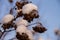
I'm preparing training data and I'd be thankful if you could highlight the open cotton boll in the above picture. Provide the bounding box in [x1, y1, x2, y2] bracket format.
[2, 14, 14, 24]
[15, 18, 29, 26]
[26, 30, 34, 40]
[22, 3, 38, 14]
[16, 25, 27, 34]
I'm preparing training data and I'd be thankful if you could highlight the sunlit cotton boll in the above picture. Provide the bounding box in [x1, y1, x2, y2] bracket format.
[22, 3, 38, 14]
[26, 30, 34, 40]
[16, 25, 27, 34]
[15, 18, 29, 26]
[2, 14, 14, 24]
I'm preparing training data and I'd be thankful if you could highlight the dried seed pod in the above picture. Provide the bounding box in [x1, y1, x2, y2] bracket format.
[2, 20, 13, 30]
[16, 32, 30, 40]
[33, 26, 47, 33]
[2, 14, 15, 30]
[23, 14, 33, 22]
[23, 10, 39, 22]
[16, 2, 22, 9]
[29, 10, 39, 18]
[2, 18, 17, 30]
[16, 1, 28, 9]
[32, 23, 47, 33]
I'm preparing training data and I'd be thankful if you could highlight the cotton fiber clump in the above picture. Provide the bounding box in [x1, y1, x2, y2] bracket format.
[16, 26, 34, 40]
[26, 30, 34, 40]
[15, 18, 29, 26]
[16, 25, 27, 34]
[2, 14, 14, 24]
[22, 3, 38, 14]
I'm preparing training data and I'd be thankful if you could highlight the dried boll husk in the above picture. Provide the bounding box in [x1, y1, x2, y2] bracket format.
[31, 10, 39, 18]
[32, 23, 47, 33]
[22, 3, 38, 14]
[2, 14, 15, 30]
[16, 29, 33, 40]
[30, 10, 39, 18]
[16, 2, 22, 9]
[2, 18, 17, 30]
[16, 1, 29, 9]
[23, 10, 39, 22]
[23, 14, 33, 22]
[2, 20, 13, 30]
[16, 32, 30, 40]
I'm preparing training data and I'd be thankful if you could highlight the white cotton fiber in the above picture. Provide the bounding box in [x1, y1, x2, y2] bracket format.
[22, 3, 38, 14]
[2, 14, 14, 24]
[26, 30, 34, 40]
[16, 25, 27, 34]
[15, 18, 29, 26]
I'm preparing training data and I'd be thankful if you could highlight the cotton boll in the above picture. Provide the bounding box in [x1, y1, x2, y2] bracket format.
[16, 25, 27, 34]
[15, 18, 29, 26]
[22, 3, 38, 14]
[2, 14, 14, 24]
[26, 30, 34, 40]
[16, 32, 30, 40]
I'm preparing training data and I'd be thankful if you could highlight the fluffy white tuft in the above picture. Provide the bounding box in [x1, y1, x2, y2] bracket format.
[16, 25, 27, 34]
[15, 18, 29, 26]
[26, 30, 34, 40]
[2, 14, 14, 23]
[22, 3, 38, 14]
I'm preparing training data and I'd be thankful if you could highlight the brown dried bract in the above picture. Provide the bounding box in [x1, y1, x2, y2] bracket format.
[23, 10, 39, 22]
[16, 1, 29, 9]
[16, 32, 30, 40]
[23, 14, 33, 22]
[2, 20, 16, 30]
[32, 23, 47, 33]
[30, 10, 39, 18]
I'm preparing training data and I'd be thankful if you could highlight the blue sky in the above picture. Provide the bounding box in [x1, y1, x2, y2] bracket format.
[0, 0, 60, 40]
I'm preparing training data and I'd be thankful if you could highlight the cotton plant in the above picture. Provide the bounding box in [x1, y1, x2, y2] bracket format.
[0, 0, 47, 40]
